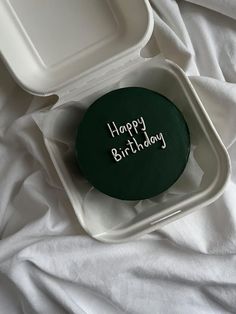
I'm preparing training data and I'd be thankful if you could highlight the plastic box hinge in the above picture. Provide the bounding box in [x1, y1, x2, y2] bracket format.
[55, 53, 146, 106]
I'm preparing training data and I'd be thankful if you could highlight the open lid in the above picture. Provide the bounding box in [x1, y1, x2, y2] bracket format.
[0, 0, 154, 96]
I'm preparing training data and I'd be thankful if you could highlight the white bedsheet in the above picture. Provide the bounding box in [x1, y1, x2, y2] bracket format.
[0, 1, 236, 313]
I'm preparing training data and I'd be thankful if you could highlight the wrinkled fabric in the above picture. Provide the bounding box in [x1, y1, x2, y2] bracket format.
[1, 1, 236, 313]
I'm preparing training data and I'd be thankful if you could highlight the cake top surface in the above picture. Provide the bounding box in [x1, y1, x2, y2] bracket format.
[75, 87, 190, 200]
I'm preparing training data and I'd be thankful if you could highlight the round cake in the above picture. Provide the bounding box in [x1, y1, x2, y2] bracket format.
[75, 87, 190, 200]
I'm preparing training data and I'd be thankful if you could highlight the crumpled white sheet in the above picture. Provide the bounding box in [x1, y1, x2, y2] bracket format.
[0, 0, 236, 313]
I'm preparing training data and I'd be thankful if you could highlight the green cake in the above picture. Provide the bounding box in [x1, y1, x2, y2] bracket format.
[75, 87, 190, 200]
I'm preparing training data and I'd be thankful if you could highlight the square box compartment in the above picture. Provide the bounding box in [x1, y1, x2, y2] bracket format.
[41, 57, 230, 242]
[0, 0, 230, 242]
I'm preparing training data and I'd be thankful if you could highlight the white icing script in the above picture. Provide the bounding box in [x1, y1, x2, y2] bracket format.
[107, 117, 167, 162]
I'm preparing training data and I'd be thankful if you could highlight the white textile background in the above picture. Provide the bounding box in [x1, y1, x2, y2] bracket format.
[0, 0, 236, 313]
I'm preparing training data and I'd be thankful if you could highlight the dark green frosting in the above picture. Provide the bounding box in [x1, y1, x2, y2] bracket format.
[75, 87, 190, 200]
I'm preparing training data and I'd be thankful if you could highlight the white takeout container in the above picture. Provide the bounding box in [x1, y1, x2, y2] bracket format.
[0, 0, 231, 242]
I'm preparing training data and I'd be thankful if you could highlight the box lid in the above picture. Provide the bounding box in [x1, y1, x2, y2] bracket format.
[0, 0, 154, 96]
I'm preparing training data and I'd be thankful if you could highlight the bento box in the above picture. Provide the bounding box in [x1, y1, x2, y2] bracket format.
[0, 0, 230, 242]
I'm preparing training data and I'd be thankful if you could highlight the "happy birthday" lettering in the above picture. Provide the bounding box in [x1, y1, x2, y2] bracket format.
[107, 117, 166, 162]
